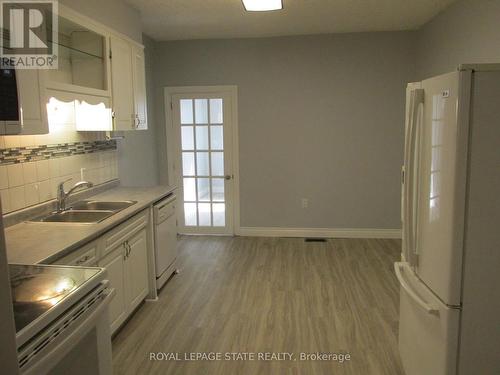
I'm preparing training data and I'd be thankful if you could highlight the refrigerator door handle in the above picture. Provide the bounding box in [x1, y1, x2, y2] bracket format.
[394, 262, 438, 314]
[404, 89, 424, 266]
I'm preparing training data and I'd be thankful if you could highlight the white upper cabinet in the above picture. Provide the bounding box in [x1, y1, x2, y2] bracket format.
[1, 69, 49, 135]
[42, 6, 148, 132]
[132, 45, 148, 130]
[16, 70, 49, 135]
[42, 6, 115, 131]
[110, 36, 135, 131]
[45, 10, 111, 98]
[110, 37, 148, 131]
[2, 5, 148, 133]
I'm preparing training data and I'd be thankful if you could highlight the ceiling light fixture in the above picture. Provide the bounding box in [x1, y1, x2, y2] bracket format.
[242, 0, 283, 12]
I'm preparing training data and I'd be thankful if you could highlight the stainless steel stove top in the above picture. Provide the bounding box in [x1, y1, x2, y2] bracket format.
[9, 264, 106, 347]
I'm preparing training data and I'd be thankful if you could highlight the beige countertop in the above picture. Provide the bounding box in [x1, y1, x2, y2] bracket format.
[5, 185, 176, 265]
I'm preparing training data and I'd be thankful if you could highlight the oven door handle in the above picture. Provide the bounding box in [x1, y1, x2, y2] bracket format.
[22, 288, 115, 375]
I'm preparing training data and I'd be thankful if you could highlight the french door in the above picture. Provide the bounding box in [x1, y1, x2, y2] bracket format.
[171, 90, 236, 235]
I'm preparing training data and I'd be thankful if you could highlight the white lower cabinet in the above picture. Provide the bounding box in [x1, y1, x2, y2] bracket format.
[125, 228, 149, 310]
[98, 210, 150, 334]
[52, 209, 151, 334]
[99, 244, 127, 333]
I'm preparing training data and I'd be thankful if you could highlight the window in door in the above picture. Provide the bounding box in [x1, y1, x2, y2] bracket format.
[175, 95, 233, 234]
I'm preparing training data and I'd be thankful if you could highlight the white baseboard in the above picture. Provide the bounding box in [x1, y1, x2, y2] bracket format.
[237, 227, 402, 239]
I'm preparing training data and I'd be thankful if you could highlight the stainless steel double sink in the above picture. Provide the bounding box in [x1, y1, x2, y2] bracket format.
[30, 200, 137, 224]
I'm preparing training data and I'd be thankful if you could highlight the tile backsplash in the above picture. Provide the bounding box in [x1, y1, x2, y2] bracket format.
[0, 140, 116, 165]
[0, 98, 119, 214]
[0, 148, 118, 214]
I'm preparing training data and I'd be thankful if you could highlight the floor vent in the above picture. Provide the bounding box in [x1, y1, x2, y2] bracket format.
[305, 238, 327, 242]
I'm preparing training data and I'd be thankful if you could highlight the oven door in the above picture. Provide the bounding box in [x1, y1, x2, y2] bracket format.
[18, 285, 115, 375]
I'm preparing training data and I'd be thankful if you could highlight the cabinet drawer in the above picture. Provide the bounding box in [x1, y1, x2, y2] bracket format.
[52, 240, 98, 266]
[101, 209, 149, 258]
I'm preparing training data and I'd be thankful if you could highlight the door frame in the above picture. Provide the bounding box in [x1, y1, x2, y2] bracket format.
[164, 85, 240, 235]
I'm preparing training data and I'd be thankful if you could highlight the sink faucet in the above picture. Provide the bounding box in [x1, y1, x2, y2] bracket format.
[56, 179, 94, 212]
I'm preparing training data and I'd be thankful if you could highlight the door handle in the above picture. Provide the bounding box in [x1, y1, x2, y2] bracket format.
[404, 88, 424, 267]
[224, 174, 233, 180]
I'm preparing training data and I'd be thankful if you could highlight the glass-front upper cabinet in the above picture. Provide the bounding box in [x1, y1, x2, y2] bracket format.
[45, 10, 111, 97]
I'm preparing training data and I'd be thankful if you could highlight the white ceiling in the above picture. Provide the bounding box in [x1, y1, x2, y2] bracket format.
[125, 0, 457, 41]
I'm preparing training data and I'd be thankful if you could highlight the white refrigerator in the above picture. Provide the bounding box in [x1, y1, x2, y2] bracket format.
[396, 64, 500, 375]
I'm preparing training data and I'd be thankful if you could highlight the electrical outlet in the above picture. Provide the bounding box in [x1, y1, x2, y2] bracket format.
[301, 198, 309, 209]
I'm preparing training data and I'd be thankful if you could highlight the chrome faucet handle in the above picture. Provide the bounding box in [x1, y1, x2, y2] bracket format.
[56, 178, 73, 212]
[57, 178, 73, 197]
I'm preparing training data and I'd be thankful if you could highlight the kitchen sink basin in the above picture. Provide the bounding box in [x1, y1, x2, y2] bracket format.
[29, 200, 138, 224]
[31, 210, 115, 223]
[70, 200, 137, 212]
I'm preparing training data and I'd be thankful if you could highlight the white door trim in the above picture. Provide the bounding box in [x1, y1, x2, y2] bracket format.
[164, 86, 240, 235]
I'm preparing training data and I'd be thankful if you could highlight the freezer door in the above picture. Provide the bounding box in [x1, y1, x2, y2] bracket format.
[396, 262, 460, 375]
[415, 71, 471, 306]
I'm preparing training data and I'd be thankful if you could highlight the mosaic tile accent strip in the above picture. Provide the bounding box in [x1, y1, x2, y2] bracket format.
[0, 140, 117, 166]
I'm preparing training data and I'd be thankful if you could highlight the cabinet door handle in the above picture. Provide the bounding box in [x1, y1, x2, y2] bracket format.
[127, 241, 132, 257]
[76, 255, 90, 265]
[123, 242, 128, 260]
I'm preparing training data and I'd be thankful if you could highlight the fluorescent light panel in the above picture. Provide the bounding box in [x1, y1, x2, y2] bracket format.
[242, 0, 283, 12]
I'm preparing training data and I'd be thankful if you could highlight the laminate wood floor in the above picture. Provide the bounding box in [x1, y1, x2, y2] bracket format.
[112, 236, 405, 375]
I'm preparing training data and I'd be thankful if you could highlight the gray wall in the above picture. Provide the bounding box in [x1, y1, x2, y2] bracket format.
[416, 0, 500, 79]
[153, 32, 416, 229]
[117, 35, 160, 186]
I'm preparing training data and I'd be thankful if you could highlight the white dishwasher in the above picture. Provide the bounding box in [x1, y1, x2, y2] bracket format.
[154, 194, 178, 289]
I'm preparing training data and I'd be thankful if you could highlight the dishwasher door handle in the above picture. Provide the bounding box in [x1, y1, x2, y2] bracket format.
[155, 195, 177, 211]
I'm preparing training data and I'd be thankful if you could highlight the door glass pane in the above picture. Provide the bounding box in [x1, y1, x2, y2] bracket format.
[183, 178, 196, 201]
[196, 152, 209, 176]
[181, 126, 194, 150]
[196, 126, 209, 150]
[198, 203, 211, 226]
[197, 178, 210, 201]
[209, 99, 223, 124]
[212, 178, 225, 202]
[213, 203, 225, 226]
[195, 99, 208, 124]
[178, 96, 228, 230]
[184, 203, 197, 226]
[182, 152, 195, 176]
[210, 126, 223, 150]
[211, 152, 224, 176]
[180, 100, 193, 124]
